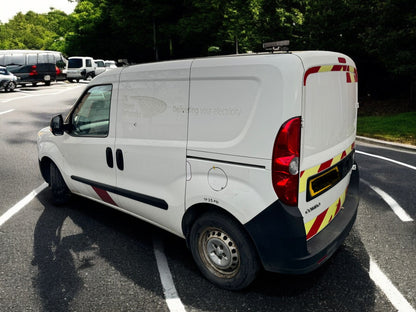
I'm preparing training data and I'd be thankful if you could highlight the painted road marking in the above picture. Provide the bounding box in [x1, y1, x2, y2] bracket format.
[0, 109, 15, 115]
[361, 179, 413, 222]
[370, 258, 415, 312]
[0, 182, 47, 227]
[0, 84, 83, 103]
[356, 150, 416, 171]
[153, 235, 186, 312]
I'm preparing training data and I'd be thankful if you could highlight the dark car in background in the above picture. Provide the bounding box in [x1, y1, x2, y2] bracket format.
[0, 50, 66, 86]
[56, 57, 67, 81]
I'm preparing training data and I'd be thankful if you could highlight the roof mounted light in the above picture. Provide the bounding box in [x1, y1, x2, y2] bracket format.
[263, 40, 290, 52]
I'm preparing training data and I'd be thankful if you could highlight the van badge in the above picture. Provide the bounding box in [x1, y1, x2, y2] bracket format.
[305, 203, 321, 214]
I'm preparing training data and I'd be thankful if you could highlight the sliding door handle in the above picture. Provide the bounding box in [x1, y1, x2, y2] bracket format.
[106, 147, 113, 168]
[116, 149, 124, 171]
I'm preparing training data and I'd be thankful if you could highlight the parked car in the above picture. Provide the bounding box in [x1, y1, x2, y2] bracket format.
[94, 59, 106, 75]
[56, 57, 67, 81]
[0, 66, 18, 92]
[66, 56, 95, 82]
[104, 60, 117, 69]
[0, 50, 64, 86]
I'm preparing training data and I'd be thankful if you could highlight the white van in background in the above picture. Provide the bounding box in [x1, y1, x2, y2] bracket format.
[104, 60, 117, 69]
[66, 56, 95, 82]
[94, 59, 106, 75]
[38, 51, 360, 290]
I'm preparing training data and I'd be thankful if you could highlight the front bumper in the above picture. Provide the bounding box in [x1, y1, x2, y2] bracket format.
[245, 163, 360, 274]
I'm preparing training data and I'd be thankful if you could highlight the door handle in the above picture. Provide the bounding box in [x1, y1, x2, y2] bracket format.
[106, 147, 113, 168]
[116, 149, 124, 171]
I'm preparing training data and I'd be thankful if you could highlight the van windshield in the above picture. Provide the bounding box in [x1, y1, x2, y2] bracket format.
[69, 59, 82, 68]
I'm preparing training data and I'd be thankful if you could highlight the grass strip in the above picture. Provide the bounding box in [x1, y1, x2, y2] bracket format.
[357, 112, 416, 145]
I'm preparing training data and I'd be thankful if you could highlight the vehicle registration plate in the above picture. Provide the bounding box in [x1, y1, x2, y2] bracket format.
[44, 75, 51, 81]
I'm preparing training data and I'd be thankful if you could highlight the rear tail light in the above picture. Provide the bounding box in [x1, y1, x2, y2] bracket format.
[56, 66, 61, 75]
[272, 117, 301, 206]
[29, 65, 38, 76]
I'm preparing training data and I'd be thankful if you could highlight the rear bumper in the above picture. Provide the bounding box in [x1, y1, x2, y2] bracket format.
[16, 74, 55, 84]
[245, 163, 359, 274]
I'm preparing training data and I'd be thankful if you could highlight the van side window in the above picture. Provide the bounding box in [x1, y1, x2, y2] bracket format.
[70, 85, 112, 137]
[86, 59, 92, 67]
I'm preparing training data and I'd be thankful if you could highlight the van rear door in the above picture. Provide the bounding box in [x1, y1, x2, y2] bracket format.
[295, 52, 358, 240]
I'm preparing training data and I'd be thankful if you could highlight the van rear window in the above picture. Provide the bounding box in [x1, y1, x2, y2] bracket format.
[69, 59, 83, 68]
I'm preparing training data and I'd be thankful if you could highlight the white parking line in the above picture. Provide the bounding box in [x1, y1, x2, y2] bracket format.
[361, 179, 413, 222]
[0, 109, 15, 116]
[0, 182, 48, 227]
[153, 235, 186, 312]
[356, 150, 416, 171]
[370, 258, 415, 312]
[1, 85, 83, 103]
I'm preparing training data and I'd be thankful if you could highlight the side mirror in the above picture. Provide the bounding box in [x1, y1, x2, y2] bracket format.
[50, 114, 64, 135]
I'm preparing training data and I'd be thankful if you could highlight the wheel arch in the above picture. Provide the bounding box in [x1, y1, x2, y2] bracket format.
[39, 156, 53, 184]
[182, 203, 260, 260]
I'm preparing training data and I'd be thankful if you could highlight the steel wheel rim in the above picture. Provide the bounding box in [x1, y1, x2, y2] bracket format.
[198, 227, 240, 278]
[7, 81, 15, 91]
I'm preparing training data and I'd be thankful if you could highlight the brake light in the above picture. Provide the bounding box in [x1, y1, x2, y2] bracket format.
[56, 66, 61, 75]
[29, 65, 38, 76]
[272, 117, 301, 206]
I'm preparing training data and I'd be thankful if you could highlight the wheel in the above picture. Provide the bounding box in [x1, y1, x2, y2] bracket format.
[49, 162, 71, 205]
[5, 81, 16, 92]
[189, 212, 260, 290]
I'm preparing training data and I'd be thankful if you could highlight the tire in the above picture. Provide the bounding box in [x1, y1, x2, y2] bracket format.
[45, 81, 51, 86]
[5, 81, 16, 92]
[189, 212, 260, 290]
[49, 162, 71, 205]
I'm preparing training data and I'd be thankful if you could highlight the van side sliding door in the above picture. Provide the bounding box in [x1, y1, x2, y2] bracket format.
[114, 61, 192, 235]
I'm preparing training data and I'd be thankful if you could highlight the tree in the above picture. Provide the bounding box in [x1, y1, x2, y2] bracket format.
[0, 9, 71, 52]
[360, 0, 416, 106]
[257, 0, 305, 50]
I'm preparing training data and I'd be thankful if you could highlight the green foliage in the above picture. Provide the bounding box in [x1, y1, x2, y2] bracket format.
[0, 10, 69, 52]
[358, 112, 416, 145]
[359, 0, 416, 79]
[1, 0, 416, 107]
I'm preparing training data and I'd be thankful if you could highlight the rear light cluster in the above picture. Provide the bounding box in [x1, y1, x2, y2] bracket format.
[29, 65, 38, 76]
[272, 117, 301, 206]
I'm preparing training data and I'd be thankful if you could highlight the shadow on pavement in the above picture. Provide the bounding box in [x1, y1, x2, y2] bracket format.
[32, 188, 392, 312]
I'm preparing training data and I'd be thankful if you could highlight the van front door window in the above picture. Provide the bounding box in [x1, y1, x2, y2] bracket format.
[70, 84, 112, 137]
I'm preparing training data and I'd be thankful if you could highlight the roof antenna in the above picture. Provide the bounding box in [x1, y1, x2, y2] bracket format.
[263, 40, 290, 52]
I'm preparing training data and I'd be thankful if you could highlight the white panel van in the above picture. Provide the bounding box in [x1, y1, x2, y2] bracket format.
[66, 56, 96, 82]
[38, 51, 360, 290]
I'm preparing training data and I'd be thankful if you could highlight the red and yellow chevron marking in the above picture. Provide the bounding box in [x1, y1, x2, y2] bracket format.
[299, 142, 355, 194]
[305, 188, 347, 240]
[304, 64, 358, 85]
